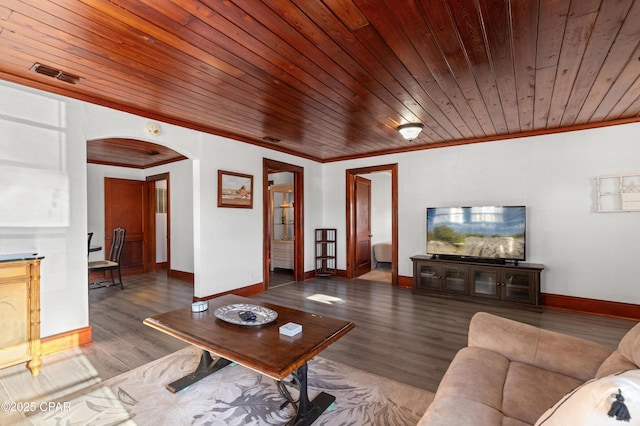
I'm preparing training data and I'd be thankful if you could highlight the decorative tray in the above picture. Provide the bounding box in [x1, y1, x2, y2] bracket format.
[213, 303, 278, 326]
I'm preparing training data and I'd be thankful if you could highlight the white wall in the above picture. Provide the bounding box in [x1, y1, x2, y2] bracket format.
[192, 136, 322, 297]
[0, 82, 89, 337]
[79, 102, 323, 298]
[368, 172, 392, 245]
[324, 124, 640, 304]
[1, 80, 324, 337]
[3, 77, 640, 343]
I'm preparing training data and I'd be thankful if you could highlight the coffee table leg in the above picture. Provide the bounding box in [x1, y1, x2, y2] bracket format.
[167, 350, 232, 393]
[290, 363, 336, 426]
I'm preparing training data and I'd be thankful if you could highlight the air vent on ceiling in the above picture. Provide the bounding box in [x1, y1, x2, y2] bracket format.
[30, 63, 82, 84]
[262, 136, 282, 143]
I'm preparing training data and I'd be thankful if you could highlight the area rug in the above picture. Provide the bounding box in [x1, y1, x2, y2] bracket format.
[27, 345, 434, 425]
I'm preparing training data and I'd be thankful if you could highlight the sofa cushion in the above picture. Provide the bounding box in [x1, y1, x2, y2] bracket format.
[418, 348, 582, 426]
[535, 328, 612, 382]
[417, 396, 504, 426]
[597, 322, 640, 378]
[618, 323, 640, 366]
[420, 313, 639, 426]
[597, 352, 639, 378]
[502, 362, 583, 424]
[535, 369, 640, 425]
[433, 346, 509, 409]
[469, 312, 612, 382]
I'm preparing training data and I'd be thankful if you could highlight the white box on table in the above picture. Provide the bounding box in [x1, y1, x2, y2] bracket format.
[279, 322, 302, 337]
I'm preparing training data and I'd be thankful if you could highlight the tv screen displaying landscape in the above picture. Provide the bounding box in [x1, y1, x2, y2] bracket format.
[426, 206, 526, 261]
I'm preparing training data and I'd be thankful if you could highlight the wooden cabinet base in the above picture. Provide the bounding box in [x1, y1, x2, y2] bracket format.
[411, 255, 543, 310]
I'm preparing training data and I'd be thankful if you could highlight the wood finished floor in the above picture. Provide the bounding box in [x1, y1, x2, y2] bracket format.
[83, 271, 637, 393]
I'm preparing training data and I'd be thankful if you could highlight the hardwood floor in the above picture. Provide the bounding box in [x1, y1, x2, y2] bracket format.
[83, 271, 637, 393]
[83, 272, 192, 379]
[268, 268, 295, 287]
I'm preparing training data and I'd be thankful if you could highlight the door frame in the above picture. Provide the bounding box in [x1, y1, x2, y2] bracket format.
[346, 164, 398, 286]
[263, 159, 304, 289]
[146, 173, 170, 272]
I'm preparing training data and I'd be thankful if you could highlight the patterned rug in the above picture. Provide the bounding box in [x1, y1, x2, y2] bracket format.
[26, 346, 434, 425]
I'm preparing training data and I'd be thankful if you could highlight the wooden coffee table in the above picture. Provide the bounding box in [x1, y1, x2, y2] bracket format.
[143, 294, 355, 426]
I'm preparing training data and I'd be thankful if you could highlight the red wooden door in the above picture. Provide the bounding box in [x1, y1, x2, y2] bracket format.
[355, 176, 372, 276]
[104, 178, 148, 275]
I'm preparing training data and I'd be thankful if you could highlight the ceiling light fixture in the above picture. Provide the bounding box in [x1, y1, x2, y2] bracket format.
[145, 122, 161, 136]
[397, 123, 424, 141]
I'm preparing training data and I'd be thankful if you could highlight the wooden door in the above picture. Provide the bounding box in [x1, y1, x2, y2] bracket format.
[354, 176, 372, 276]
[104, 178, 148, 275]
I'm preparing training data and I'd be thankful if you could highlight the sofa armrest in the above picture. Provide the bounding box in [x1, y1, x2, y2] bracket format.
[468, 312, 613, 382]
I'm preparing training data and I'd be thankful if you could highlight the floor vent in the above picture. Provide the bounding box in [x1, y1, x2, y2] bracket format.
[30, 63, 82, 84]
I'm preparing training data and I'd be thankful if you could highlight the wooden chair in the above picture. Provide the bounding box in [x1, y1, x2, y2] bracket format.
[87, 232, 93, 257]
[88, 227, 126, 290]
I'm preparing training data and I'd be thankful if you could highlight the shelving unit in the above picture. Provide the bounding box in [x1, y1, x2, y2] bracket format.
[596, 172, 640, 212]
[271, 184, 294, 240]
[270, 184, 294, 270]
[315, 228, 337, 277]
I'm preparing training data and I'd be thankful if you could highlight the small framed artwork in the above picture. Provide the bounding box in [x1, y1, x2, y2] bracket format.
[218, 170, 253, 208]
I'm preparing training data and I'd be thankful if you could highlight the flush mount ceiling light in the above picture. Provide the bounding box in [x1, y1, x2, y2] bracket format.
[145, 122, 161, 136]
[397, 123, 424, 141]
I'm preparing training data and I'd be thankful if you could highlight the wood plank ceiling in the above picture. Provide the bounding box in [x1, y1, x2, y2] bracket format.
[87, 138, 188, 169]
[1, 0, 639, 164]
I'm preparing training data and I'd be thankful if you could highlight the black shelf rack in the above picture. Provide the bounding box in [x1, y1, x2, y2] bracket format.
[315, 228, 337, 277]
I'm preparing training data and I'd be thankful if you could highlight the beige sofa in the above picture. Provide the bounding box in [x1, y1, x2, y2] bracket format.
[419, 312, 640, 425]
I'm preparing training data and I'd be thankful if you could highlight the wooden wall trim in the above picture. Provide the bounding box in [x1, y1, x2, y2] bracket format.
[542, 293, 640, 320]
[41, 326, 93, 356]
[193, 282, 265, 301]
[322, 117, 640, 163]
[398, 275, 413, 289]
[168, 269, 195, 284]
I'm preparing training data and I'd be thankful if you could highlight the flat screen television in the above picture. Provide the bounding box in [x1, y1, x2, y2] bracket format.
[426, 206, 526, 262]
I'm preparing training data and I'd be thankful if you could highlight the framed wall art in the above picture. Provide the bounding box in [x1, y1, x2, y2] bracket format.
[218, 170, 253, 208]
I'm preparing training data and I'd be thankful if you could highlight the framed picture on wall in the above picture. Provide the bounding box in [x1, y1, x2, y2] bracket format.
[218, 170, 253, 208]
